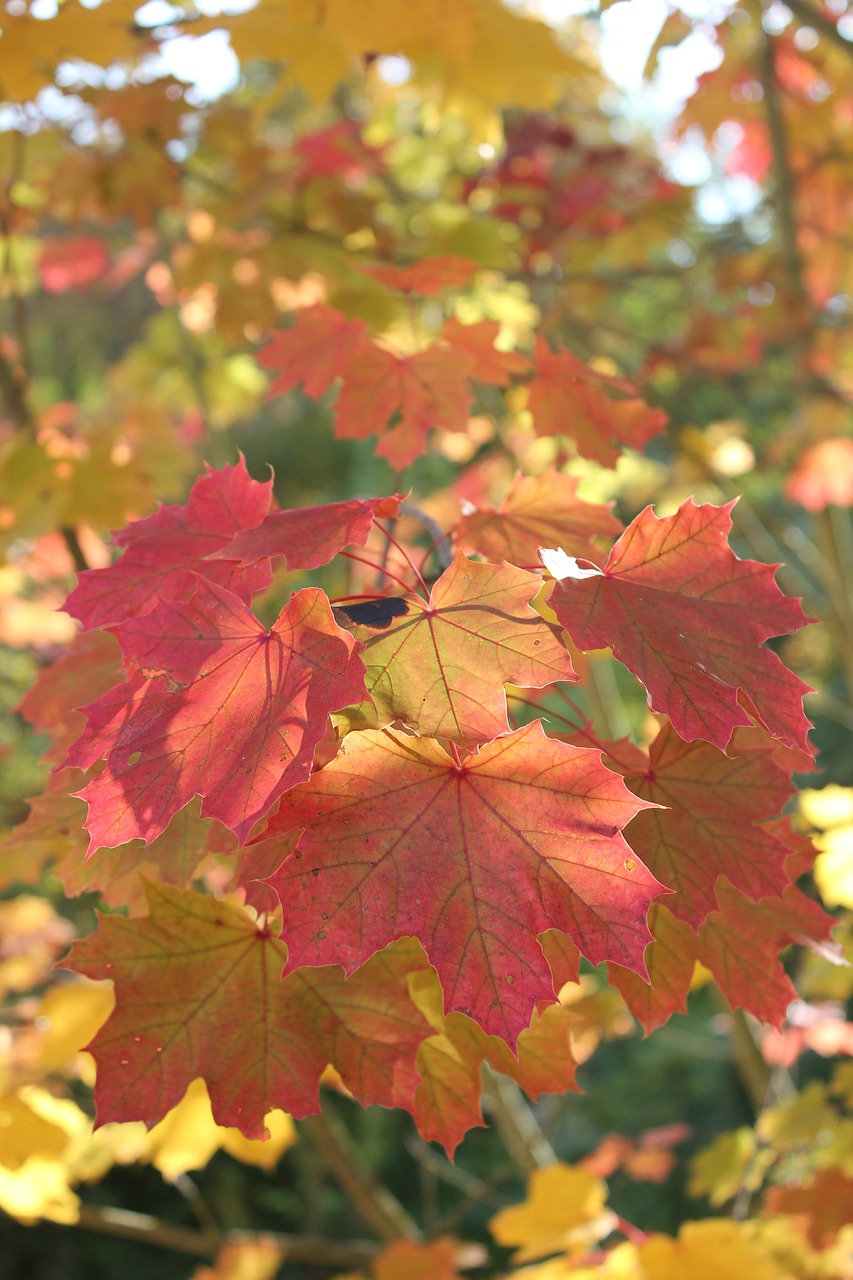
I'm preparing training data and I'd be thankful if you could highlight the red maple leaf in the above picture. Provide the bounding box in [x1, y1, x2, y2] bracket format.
[414, 1000, 578, 1156]
[217, 494, 402, 574]
[699, 879, 835, 1027]
[65, 458, 275, 631]
[526, 339, 667, 467]
[441, 317, 531, 386]
[611, 878, 835, 1032]
[541, 499, 814, 753]
[40, 235, 109, 293]
[263, 721, 662, 1045]
[607, 903, 698, 1032]
[65, 883, 433, 1136]
[18, 629, 122, 762]
[259, 305, 368, 399]
[67, 578, 366, 848]
[362, 256, 481, 295]
[335, 342, 472, 468]
[334, 551, 576, 744]
[623, 721, 795, 929]
[453, 470, 621, 566]
[67, 460, 399, 631]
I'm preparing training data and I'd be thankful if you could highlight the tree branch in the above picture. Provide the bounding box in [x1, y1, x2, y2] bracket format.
[72, 1203, 380, 1267]
[785, 0, 853, 58]
[481, 1065, 555, 1174]
[300, 1109, 421, 1242]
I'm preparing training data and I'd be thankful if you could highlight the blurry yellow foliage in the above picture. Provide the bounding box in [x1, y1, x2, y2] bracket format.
[798, 786, 853, 908]
[146, 1078, 296, 1179]
[490, 1163, 614, 1263]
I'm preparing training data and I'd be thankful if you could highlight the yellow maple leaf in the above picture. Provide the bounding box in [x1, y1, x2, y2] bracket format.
[688, 1128, 766, 1207]
[37, 979, 115, 1075]
[146, 1078, 296, 1179]
[636, 1219, 793, 1280]
[490, 1163, 614, 1263]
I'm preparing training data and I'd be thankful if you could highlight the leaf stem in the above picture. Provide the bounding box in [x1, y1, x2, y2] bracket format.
[376, 519, 430, 596]
[339, 549, 418, 595]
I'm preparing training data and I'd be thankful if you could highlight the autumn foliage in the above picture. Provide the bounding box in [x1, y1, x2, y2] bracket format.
[3, 0, 853, 1276]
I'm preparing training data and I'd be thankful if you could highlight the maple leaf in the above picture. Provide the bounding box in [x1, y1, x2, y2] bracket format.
[453, 470, 621, 566]
[612, 878, 836, 1032]
[371, 1238, 472, 1280]
[638, 1219, 792, 1280]
[59, 795, 227, 914]
[67, 578, 366, 848]
[258, 305, 367, 399]
[699, 879, 835, 1027]
[362, 256, 481, 295]
[64, 884, 433, 1137]
[335, 342, 472, 469]
[623, 721, 795, 928]
[765, 1169, 853, 1247]
[264, 721, 663, 1044]
[216, 494, 402, 576]
[408, 965, 578, 1155]
[66, 458, 275, 632]
[541, 499, 814, 754]
[607, 902, 698, 1032]
[18, 630, 122, 764]
[526, 338, 667, 467]
[441, 317, 532, 386]
[489, 1162, 613, 1262]
[335, 551, 576, 744]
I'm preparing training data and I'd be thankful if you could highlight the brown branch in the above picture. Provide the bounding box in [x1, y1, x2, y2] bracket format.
[0, 345, 35, 433]
[300, 1110, 421, 1242]
[72, 1204, 380, 1267]
[785, 0, 853, 58]
[481, 1066, 555, 1174]
[755, 6, 811, 313]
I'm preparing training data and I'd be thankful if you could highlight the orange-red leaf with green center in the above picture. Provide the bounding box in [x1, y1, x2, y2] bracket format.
[259, 304, 367, 398]
[526, 338, 667, 467]
[64, 883, 433, 1136]
[336, 551, 576, 744]
[543, 499, 813, 753]
[453, 470, 621, 567]
[623, 721, 794, 928]
[67, 578, 366, 848]
[264, 721, 663, 1045]
[335, 342, 472, 468]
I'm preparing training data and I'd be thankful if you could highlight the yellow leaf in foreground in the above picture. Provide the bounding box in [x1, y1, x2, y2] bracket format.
[490, 1163, 613, 1263]
[637, 1220, 793, 1280]
[0, 1157, 80, 1225]
[147, 1078, 296, 1179]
